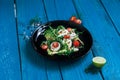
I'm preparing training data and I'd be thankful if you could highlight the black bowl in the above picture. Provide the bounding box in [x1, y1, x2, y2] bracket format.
[31, 20, 93, 60]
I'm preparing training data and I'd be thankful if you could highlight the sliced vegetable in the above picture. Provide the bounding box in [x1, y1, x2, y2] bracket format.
[51, 42, 61, 52]
[65, 39, 72, 48]
[41, 44, 48, 50]
[64, 34, 70, 39]
[52, 42, 59, 48]
[73, 40, 80, 47]
[70, 33, 76, 39]
[92, 56, 106, 68]
[41, 25, 84, 55]
[58, 29, 69, 37]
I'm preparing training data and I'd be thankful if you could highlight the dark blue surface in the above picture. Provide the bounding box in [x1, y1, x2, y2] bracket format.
[0, 0, 120, 80]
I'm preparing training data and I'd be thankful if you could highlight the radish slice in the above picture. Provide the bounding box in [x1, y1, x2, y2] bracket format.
[50, 42, 61, 52]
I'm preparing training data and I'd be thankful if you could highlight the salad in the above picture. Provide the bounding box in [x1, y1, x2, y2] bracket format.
[40, 25, 84, 55]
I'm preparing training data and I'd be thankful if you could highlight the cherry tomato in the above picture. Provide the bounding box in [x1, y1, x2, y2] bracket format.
[70, 16, 76, 21]
[41, 44, 48, 50]
[73, 40, 80, 47]
[52, 42, 59, 48]
[64, 34, 70, 39]
[74, 19, 82, 24]
[67, 27, 72, 32]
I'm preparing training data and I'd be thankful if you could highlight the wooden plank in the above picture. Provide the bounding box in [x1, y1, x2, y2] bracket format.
[43, 59, 62, 80]
[16, 0, 62, 80]
[43, 0, 103, 80]
[73, 0, 120, 79]
[100, 0, 120, 35]
[0, 0, 21, 80]
[43, 0, 76, 21]
[18, 36, 47, 80]
[16, 0, 47, 80]
[16, 0, 47, 35]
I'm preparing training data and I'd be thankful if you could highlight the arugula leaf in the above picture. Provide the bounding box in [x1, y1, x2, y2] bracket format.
[44, 29, 56, 40]
[57, 25, 65, 31]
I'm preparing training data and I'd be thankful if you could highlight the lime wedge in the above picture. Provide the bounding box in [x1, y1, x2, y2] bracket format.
[92, 56, 106, 68]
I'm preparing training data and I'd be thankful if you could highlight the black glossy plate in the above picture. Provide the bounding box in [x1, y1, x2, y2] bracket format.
[31, 20, 93, 60]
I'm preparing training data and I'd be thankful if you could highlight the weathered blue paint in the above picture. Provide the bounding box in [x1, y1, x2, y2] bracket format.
[0, 0, 21, 80]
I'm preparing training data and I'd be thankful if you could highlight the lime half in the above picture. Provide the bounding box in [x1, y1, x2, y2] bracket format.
[92, 56, 106, 68]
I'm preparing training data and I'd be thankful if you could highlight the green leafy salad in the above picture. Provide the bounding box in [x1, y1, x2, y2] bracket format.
[40, 25, 84, 55]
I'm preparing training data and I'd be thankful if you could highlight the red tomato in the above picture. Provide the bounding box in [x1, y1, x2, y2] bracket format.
[64, 35, 70, 39]
[70, 16, 76, 21]
[67, 27, 72, 32]
[74, 19, 82, 24]
[52, 42, 59, 48]
[73, 40, 80, 47]
[41, 44, 48, 50]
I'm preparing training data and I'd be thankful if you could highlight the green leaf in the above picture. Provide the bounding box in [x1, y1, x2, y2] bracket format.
[29, 16, 41, 25]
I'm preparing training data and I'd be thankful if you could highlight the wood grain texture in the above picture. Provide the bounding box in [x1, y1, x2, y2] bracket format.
[43, 0, 103, 80]
[73, 0, 120, 79]
[18, 36, 47, 80]
[0, 0, 21, 80]
[16, 0, 62, 80]
[14, 0, 120, 80]
[16, 0, 47, 80]
[100, 0, 120, 35]
[16, 0, 47, 35]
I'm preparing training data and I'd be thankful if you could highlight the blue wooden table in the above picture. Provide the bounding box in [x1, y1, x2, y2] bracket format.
[0, 0, 120, 80]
